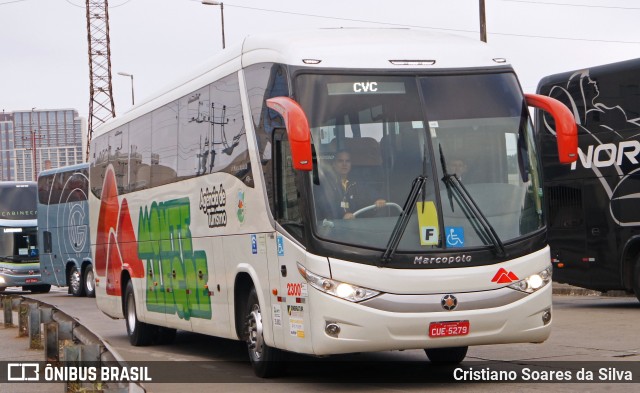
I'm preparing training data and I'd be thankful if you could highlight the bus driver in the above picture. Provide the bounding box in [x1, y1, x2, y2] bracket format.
[320, 150, 386, 220]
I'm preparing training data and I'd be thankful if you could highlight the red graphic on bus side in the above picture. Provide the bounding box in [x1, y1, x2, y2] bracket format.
[94, 165, 145, 296]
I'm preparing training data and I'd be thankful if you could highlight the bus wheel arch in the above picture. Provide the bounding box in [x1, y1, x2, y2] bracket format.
[620, 237, 640, 292]
[122, 273, 154, 346]
[234, 272, 284, 378]
[244, 286, 284, 377]
[233, 273, 254, 341]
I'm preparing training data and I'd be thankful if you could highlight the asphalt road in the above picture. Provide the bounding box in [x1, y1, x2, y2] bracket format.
[1, 286, 638, 392]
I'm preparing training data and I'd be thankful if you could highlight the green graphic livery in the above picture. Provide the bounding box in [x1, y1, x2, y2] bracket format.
[138, 198, 212, 320]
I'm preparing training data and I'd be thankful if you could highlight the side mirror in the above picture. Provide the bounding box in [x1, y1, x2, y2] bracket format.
[266, 97, 313, 171]
[525, 93, 578, 164]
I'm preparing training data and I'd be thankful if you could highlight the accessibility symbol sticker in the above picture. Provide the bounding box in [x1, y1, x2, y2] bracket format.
[445, 227, 465, 248]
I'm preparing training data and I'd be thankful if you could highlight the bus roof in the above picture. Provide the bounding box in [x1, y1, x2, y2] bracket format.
[537, 57, 640, 93]
[241, 28, 506, 69]
[95, 28, 509, 138]
[0, 181, 36, 187]
[37, 162, 89, 180]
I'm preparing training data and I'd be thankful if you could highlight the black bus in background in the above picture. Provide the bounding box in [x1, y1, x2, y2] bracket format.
[536, 58, 640, 301]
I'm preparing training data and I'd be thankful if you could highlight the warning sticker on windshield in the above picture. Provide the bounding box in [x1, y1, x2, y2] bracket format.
[417, 201, 438, 246]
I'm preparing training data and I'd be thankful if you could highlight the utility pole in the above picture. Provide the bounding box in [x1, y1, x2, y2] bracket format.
[479, 0, 487, 42]
[23, 109, 45, 181]
[85, 0, 116, 161]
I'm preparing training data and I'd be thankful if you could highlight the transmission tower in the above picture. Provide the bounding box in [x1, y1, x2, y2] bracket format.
[85, 0, 116, 161]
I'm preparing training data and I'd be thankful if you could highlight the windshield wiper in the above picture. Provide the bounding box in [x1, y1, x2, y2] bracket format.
[0, 255, 17, 262]
[380, 175, 427, 266]
[439, 144, 506, 257]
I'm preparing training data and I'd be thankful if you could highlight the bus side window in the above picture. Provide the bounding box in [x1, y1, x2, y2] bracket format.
[244, 63, 290, 212]
[273, 130, 304, 243]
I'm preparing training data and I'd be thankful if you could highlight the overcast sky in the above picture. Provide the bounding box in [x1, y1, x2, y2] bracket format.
[1, 0, 638, 120]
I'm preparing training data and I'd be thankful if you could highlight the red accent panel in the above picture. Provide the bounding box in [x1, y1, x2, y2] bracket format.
[106, 231, 123, 296]
[95, 166, 120, 277]
[118, 199, 145, 278]
[95, 165, 142, 297]
[525, 93, 578, 164]
[266, 97, 313, 171]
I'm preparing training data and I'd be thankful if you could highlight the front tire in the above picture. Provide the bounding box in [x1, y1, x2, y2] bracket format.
[245, 287, 284, 378]
[425, 346, 468, 365]
[83, 264, 96, 298]
[124, 280, 154, 346]
[69, 266, 85, 297]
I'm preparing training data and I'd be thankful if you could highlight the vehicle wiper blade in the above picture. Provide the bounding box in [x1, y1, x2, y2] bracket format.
[439, 145, 506, 257]
[0, 255, 17, 262]
[380, 175, 427, 266]
[439, 144, 455, 211]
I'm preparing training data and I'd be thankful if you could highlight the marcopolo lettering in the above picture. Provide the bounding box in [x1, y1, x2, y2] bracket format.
[571, 140, 640, 170]
[414, 255, 472, 265]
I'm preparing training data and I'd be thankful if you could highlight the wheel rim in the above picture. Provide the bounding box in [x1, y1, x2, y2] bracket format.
[126, 292, 137, 334]
[85, 269, 95, 293]
[70, 269, 81, 293]
[247, 304, 264, 360]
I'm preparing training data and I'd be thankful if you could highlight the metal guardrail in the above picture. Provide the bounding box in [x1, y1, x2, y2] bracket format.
[1, 294, 144, 393]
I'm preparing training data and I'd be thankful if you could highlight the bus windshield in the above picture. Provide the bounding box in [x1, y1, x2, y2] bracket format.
[296, 72, 543, 252]
[0, 184, 37, 220]
[0, 183, 38, 262]
[0, 227, 38, 262]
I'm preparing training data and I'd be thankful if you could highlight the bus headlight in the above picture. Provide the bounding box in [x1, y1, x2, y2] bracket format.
[508, 266, 552, 293]
[297, 263, 380, 302]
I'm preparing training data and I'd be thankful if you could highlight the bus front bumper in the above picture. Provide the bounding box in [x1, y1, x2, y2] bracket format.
[0, 271, 43, 288]
[307, 282, 552, 355]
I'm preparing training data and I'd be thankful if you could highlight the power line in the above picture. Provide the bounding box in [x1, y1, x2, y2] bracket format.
[64, 0, 132, 8]
[222, 3, 640, 45]
[501, 0, 640, 11]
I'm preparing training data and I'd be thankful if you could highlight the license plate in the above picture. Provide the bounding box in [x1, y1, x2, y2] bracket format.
[429, 320, 470, 337]
[25, 278, 38, 283]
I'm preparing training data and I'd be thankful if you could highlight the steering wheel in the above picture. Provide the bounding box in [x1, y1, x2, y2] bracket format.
[353, 202, 403, 217]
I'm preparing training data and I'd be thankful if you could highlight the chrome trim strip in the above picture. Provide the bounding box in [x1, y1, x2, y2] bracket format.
[360, 286, 529, 313]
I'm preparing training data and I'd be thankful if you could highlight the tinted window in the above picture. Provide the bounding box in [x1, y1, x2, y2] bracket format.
[151, 101, 179, 187]
[128, 114, 152, 192]
[38, 169, 88, 205]
[244, 63, 289, 208]
[0, 184, 37, 219]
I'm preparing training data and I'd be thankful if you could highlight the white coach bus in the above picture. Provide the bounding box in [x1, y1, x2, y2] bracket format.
[89, 28, 577, 377]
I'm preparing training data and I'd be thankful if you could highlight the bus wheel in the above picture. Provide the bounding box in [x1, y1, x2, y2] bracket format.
[124, 280, 154, 346]
[633, 259, 640, 303]
[425, 346, 468, 365]
[245, 287, 284, 378]
[83, 264, 96, 298]
[69, 267, 84, 297]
